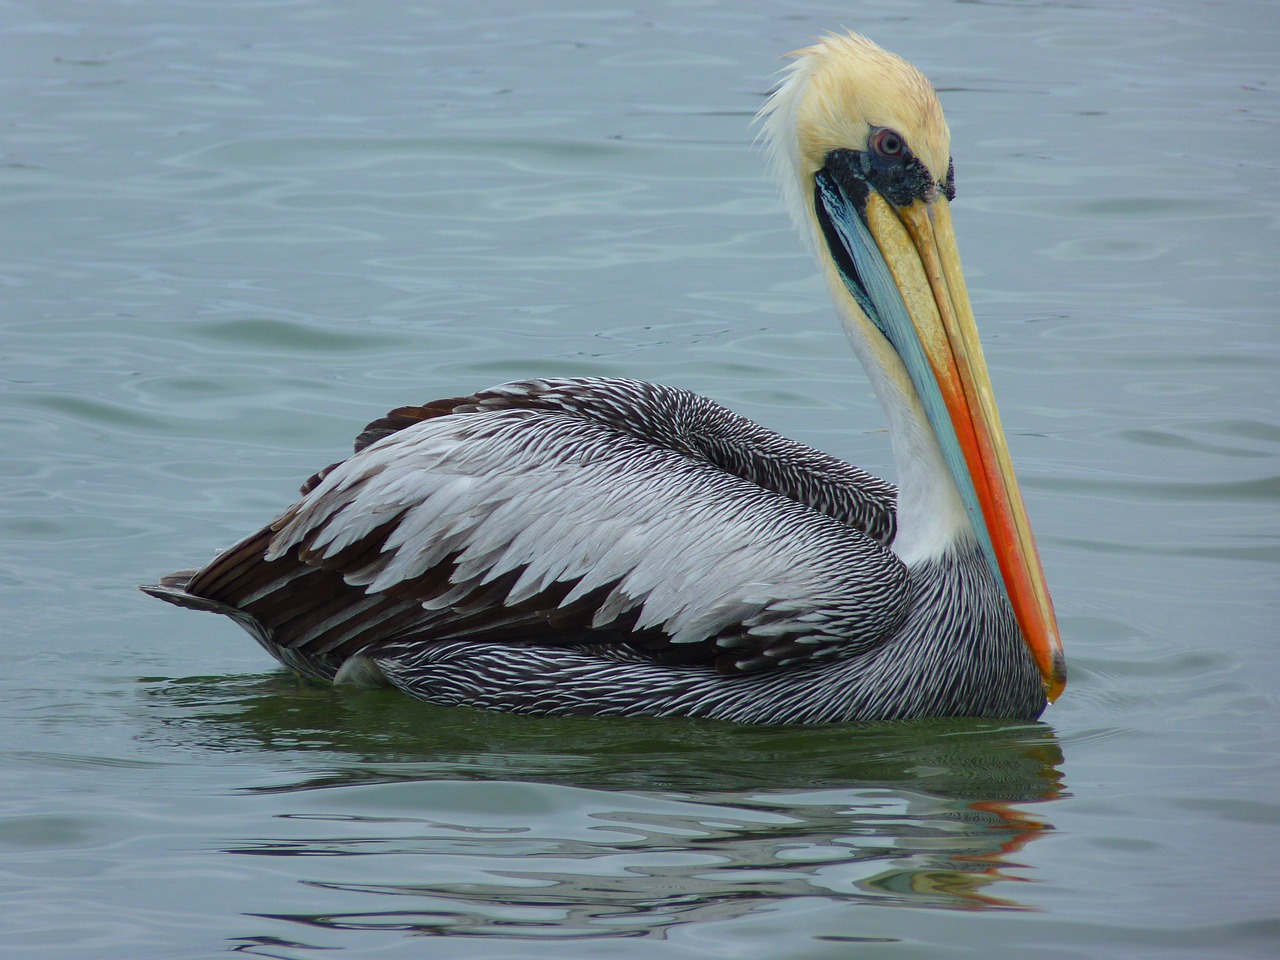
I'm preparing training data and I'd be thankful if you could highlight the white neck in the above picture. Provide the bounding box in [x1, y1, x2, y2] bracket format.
[834, 301, 975, 568]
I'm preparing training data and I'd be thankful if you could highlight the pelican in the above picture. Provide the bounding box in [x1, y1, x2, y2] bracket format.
[143, 32, 1066, 723]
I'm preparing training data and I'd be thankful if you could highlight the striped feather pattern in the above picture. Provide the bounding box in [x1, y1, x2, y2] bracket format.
[145, 379, 939, 697]
[368, 550, 1043, 723]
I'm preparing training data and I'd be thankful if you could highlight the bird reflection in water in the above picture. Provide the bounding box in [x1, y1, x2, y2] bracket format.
[147, 675, 1064, 945]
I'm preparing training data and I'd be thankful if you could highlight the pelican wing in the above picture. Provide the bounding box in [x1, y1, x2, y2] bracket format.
[155, 378, 908, 680]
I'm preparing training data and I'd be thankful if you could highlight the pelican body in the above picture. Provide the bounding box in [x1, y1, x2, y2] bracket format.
[144, 33, 1066, 723]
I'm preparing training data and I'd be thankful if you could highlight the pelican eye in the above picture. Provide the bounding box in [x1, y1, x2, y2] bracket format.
[825, 142, 936, 209]
[871, 127, 905, 159]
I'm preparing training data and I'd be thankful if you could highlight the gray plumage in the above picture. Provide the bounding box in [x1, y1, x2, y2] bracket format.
[143, 377, 1046, 723]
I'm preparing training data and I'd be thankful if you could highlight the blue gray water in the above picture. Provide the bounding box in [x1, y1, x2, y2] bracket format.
[3, 1, 1278, 957]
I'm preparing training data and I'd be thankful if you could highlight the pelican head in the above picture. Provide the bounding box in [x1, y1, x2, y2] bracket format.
[760, 32, 1066, 702]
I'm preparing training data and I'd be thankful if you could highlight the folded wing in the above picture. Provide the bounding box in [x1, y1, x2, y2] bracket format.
[145, 378, 908, 681]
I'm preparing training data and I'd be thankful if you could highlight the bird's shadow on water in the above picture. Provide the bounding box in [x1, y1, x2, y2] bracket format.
[140, 672, 1068, 941]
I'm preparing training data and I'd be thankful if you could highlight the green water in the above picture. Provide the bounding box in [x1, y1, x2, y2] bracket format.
[3, 1, 1278, 956]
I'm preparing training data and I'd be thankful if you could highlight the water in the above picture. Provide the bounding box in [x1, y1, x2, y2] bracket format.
[3, 0, 1278, 956]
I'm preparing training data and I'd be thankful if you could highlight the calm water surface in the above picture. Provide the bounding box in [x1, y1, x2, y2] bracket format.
[2, 1, 1278, 957]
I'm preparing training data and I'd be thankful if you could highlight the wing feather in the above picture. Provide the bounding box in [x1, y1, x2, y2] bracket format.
[160, 378, 909, 677]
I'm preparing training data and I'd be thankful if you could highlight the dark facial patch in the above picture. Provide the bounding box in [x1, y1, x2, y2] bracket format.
[822, 134, 948, 209]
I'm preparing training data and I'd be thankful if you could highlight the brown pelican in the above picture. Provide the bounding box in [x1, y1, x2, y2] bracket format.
[143, 32, 1066, 723]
